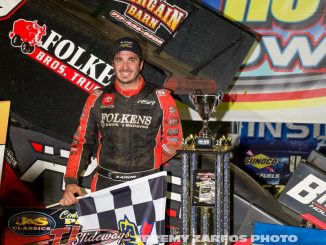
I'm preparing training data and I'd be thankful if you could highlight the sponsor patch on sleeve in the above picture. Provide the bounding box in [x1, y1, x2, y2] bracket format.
[167, 137, 179, 143]
[156, 89, 170, 96]
[167, 129, 179, 136]
[166, 117, 179, 126]
[92, 89, 102, 95]
[169, 106, 177, 114]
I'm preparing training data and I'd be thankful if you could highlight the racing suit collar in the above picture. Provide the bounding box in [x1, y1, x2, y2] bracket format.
[114, 76, 145, 97]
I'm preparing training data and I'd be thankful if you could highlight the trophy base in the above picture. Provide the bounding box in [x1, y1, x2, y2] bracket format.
[195, 138, 213, 149]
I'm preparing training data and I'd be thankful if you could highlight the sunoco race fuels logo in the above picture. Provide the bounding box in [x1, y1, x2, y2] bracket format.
[8, 211, 56, 236]
[244, 154, 278, 169]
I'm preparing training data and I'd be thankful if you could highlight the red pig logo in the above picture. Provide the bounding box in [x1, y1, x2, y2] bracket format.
[9, 19, 46, 54]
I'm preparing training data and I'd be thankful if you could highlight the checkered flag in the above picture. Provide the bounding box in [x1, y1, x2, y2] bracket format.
[75, 171, 167, 244]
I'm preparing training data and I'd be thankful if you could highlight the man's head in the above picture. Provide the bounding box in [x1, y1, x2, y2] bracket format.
[112, 37, 143, 60]
[112, 37, 144, 87]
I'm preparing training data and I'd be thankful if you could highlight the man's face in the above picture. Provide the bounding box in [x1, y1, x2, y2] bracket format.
[113, 50, 143, 85]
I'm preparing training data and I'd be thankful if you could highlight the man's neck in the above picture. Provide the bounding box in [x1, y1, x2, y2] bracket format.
[116, 76, 141, 90]
[115, 76, 145, 97]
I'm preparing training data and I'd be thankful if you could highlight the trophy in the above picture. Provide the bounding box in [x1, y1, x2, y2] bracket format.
[189, 90, 224, 149]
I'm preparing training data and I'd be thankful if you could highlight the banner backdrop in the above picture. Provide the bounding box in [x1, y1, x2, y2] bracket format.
[0, 0, 255, 140]
[180, 0, 326, 123]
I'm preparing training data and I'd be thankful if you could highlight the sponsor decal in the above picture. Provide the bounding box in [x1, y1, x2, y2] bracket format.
[92, 89, 102, 96]
[102, 93, 115, 107]
[59, 210, 80, 225]
[8, 211, 56, 236]
[118, 216, 152, 244]
[4, 208, 82, 245]
[49, 226, 81, 245]
[258, 173, 281, 179]
[286, 174, 326, 215]
[167, 128, 179, 136]
[244, 153, 278, 169]
[110, 0, 188, 45]
[194, 171, 215, 205]
[156, 90, 166, 96]
[169, 106, 176, 114]
[101, 113, 152, 128]
[70, 147, 78, 155]
[110, 173, 137, 181]
[8, 19, 115, 93]
[4, 148, 19, 168]
[72, 229, 130, 245]
[167, 137, 179, 143]
[73, 131, 80, 140]
[137, 99, 156, 105]
[166, 117, 179, 126]
[110, 10, 165, 45]
[162, 144, 175, 155]
[119, 40, 133, 49]
[9, 19, 46, 54]
[279, 163, 326, 223]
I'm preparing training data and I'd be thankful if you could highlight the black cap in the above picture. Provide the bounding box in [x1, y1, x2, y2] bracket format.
[112, 37, 142, 59]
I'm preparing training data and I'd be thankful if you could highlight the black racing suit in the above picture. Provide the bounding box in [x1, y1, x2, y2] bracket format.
[64, 76, 183, 190]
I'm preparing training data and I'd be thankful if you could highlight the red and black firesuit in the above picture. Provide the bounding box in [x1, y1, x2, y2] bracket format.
[64, 76, 183, 191]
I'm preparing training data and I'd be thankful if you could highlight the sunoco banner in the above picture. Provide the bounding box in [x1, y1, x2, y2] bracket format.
[180, 0, 326, 123]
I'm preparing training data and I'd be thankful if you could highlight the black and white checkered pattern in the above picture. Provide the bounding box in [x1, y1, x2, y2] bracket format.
[76, 171, 167, 244]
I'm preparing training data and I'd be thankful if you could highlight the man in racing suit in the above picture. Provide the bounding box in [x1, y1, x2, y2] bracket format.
[60, 37, 182, 206]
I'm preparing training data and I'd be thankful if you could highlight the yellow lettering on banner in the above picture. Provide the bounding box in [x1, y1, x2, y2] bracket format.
[161, 7, 173, 22]
[247, 0, 270, 21]
[272, 0, 320, 22]
[153, 3, 166, 19]
[223, 0, 248, 21]
[127, 5, 138, 16]
[134, 9, 143, 20]
[148, 17, 159, 30]
[223, 0, 322, 26]
[132, 0, 142, 5]
[142, 12, 152, 25]
[146, 0, 156, 12]
[166, 8, 186, 32]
